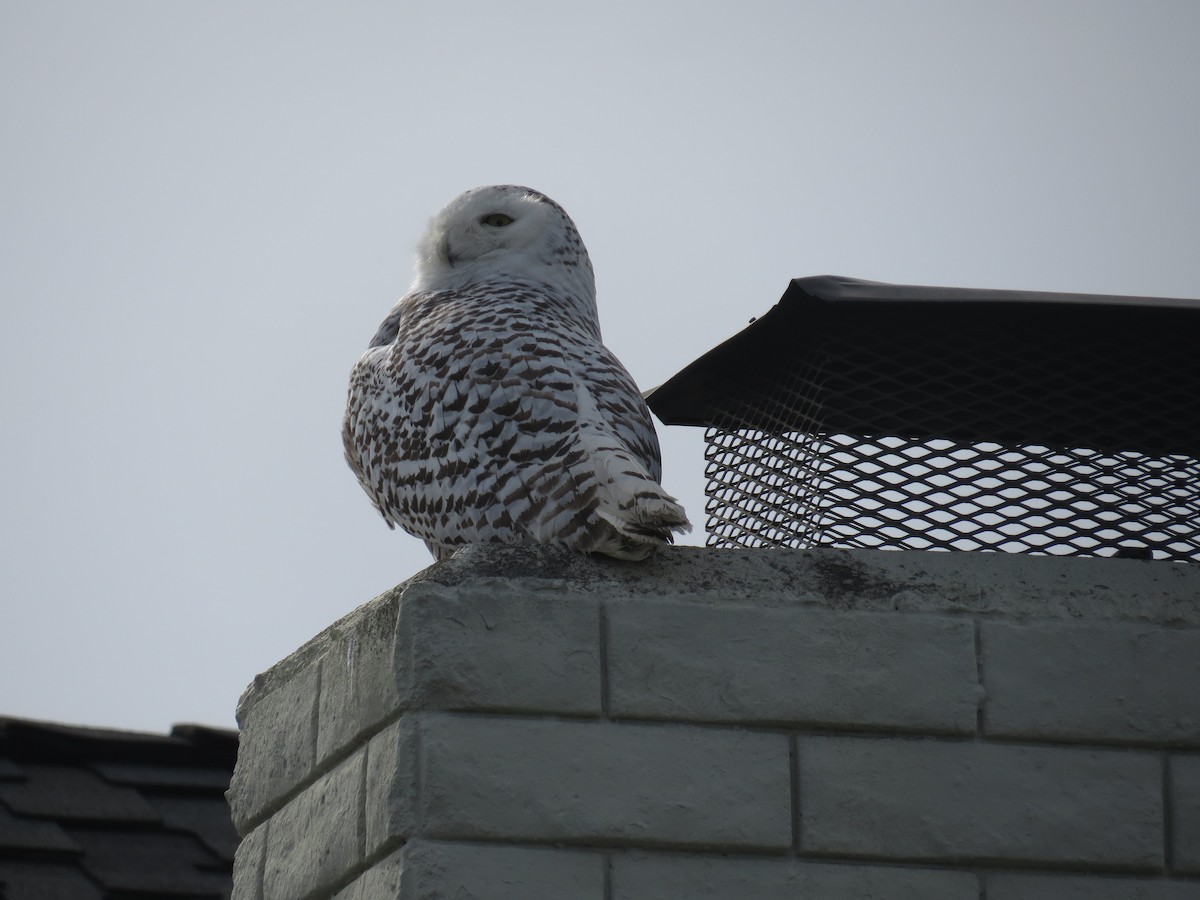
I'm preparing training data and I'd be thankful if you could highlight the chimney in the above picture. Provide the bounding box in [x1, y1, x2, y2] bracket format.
[227, 543, 1200, 899]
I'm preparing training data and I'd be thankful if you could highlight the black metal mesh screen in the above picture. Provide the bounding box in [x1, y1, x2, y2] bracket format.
[683, 286, 1200, 562]
[705, 427, 1200, 560]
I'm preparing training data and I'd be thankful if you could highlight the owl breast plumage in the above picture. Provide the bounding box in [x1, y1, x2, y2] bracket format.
[342, 185, 690, 560]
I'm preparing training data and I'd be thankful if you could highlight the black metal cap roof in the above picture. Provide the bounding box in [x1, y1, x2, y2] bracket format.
[645, 275, 1200, 456]
[0, 716, 238, 899]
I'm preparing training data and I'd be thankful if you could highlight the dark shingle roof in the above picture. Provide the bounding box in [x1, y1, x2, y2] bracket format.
[0, 716, 238, 899]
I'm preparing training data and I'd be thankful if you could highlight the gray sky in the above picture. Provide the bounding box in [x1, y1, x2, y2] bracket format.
[3, 1, 1198, 733]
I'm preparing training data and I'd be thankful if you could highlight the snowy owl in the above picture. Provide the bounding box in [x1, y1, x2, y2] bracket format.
[342, 185, 691, 561]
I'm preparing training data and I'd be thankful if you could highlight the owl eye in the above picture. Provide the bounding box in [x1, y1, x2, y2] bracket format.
[480, 213, 514, 227]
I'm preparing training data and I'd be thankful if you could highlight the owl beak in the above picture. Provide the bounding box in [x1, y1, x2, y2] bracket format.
[441, 236, 459, 267]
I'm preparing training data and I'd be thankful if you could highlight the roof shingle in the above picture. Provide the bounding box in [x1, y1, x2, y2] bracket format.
[0, 716, 238, 899]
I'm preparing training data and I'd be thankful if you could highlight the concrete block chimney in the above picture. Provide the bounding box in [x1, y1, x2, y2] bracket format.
[227, 545, 1200, 899]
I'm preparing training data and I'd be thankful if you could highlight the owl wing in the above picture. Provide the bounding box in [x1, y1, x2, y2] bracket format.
[343, 301, 687, 558]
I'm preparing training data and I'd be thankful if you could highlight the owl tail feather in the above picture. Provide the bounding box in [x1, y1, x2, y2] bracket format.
[587, 451, 692, 561]
[570, 377, 691, 561]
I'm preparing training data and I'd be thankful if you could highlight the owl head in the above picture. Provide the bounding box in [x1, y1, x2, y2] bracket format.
[412, 185, 596, 300]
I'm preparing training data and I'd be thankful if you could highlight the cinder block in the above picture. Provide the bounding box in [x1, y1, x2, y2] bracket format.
[799, 736, 1163, 869]
[231, 821, 266, 900]
[396, 580, 602, 715]
[317, 590, 403, 764]
[262, 747, 364, 900]
[608, 600, 978, 732]
[611, 851, 979, 900]
[415, 714, 791, 850]
[333, 840, 605, 900]
[365, 716, 418, 857]
[228, 661, 319, 834]
[983, 621, 1200, 746]
[329, 846, 403, 900]
[1173, 755, 1200, 874]
[987, 872, 1200, 899]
